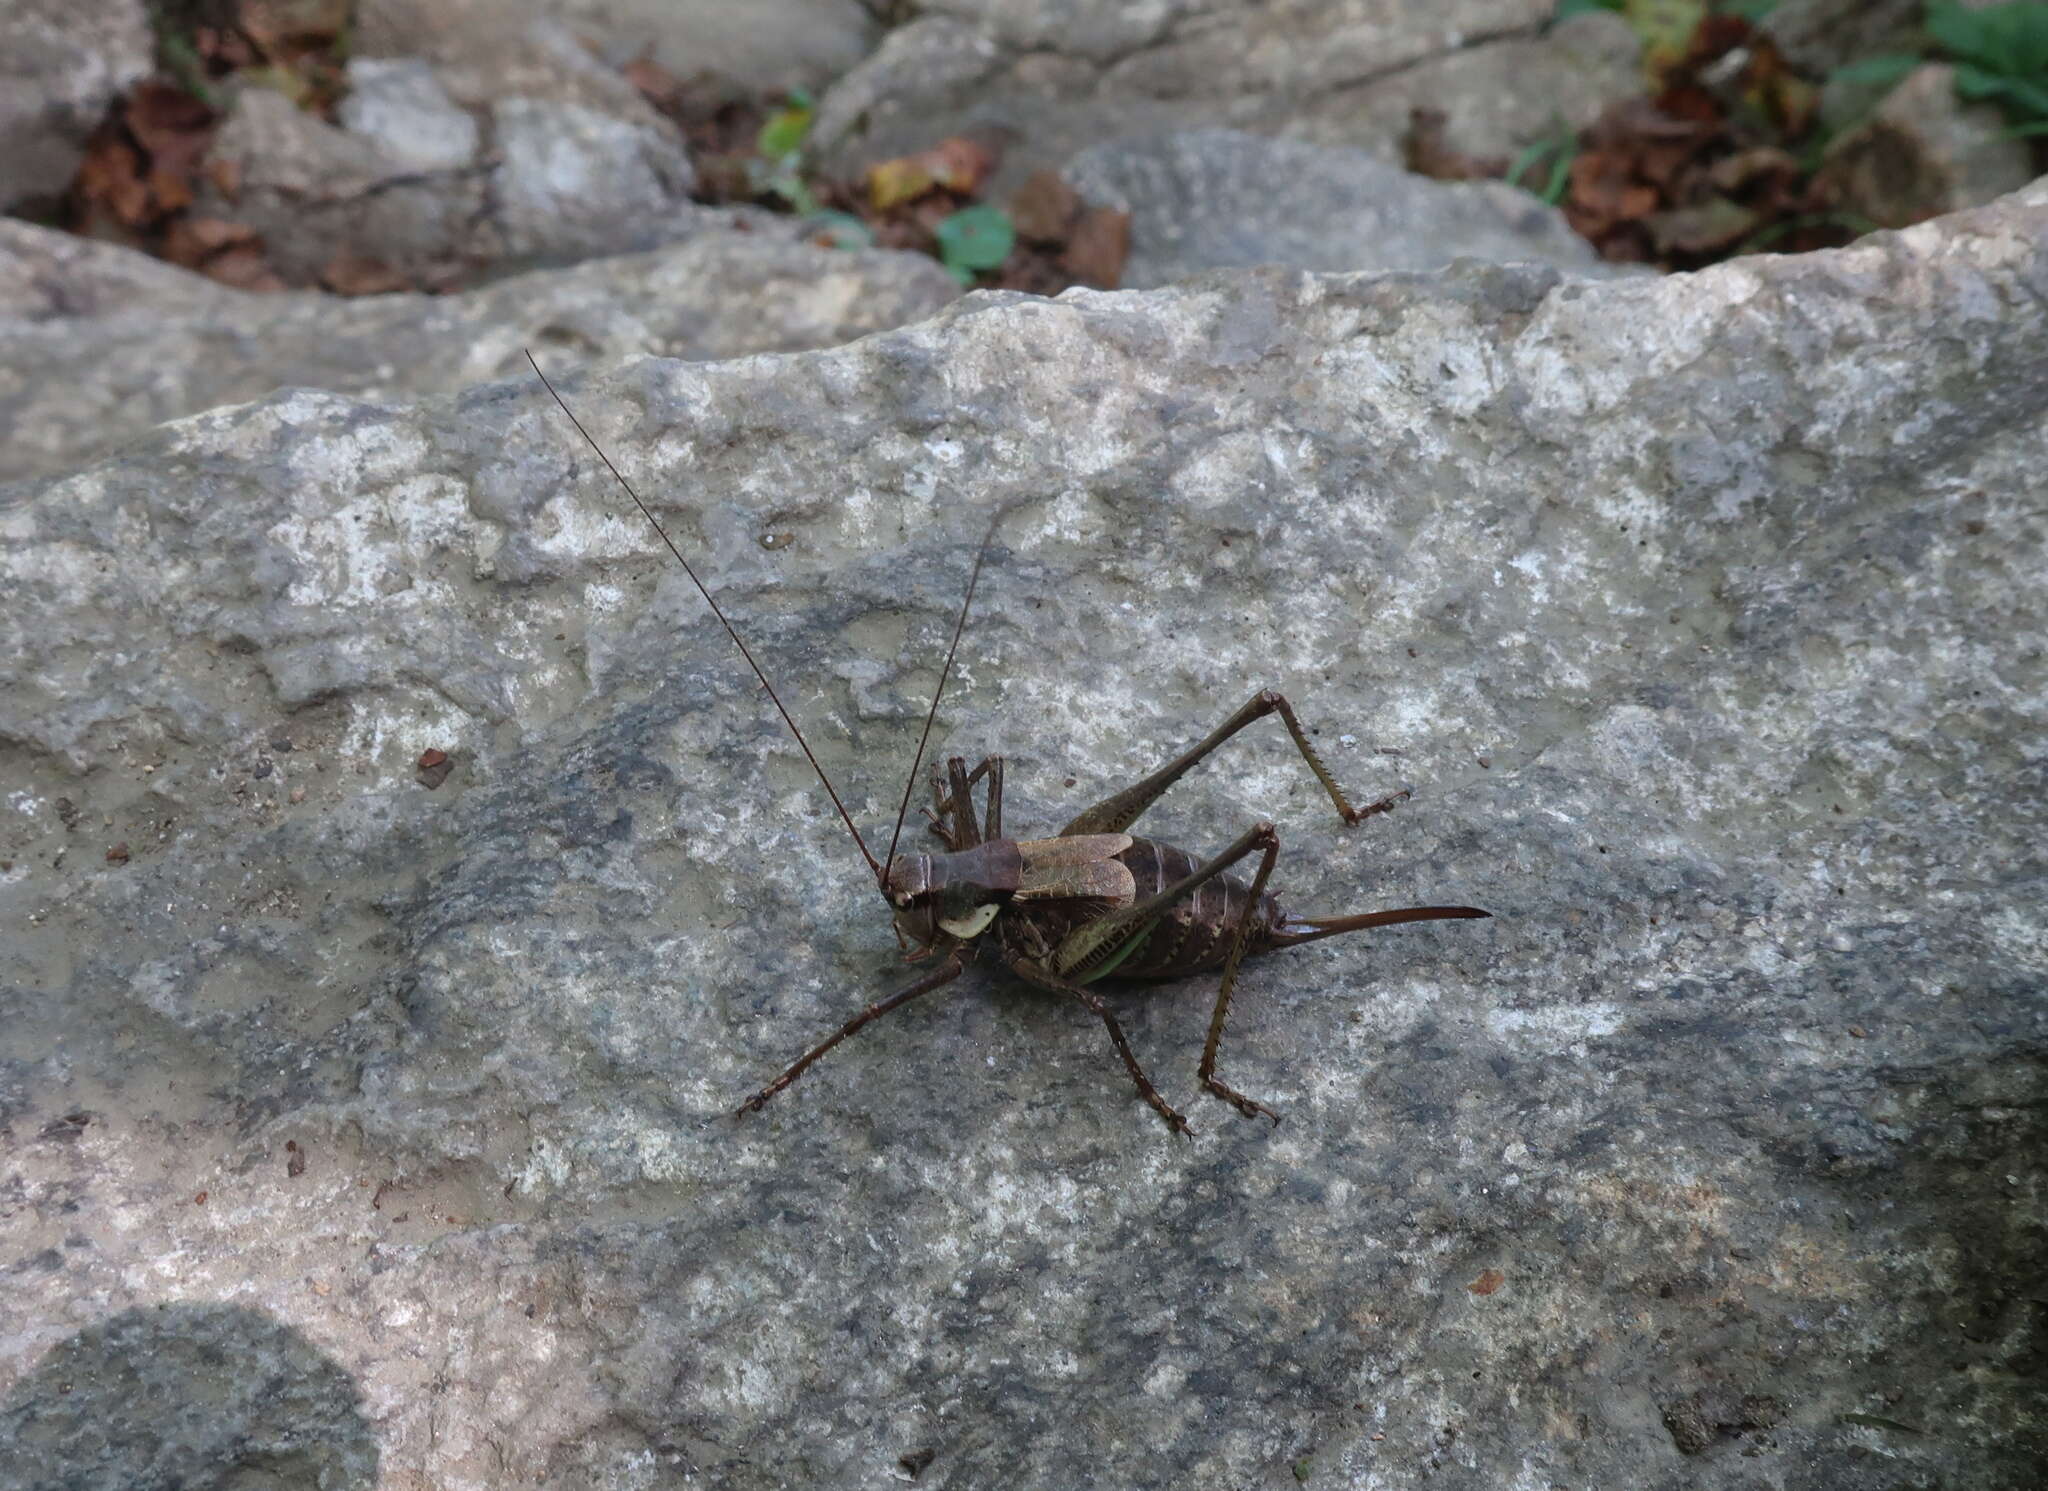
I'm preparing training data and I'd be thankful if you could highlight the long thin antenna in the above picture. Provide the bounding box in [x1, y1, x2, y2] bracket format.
[525, 351, 884, 887]
[882, 508, 1002, 877]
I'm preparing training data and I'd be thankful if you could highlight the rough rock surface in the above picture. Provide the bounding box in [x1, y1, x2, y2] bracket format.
[2, 185, 2045, 1489]
[0, 219, 960, 484]
[1064, 129, 1621, 287]
[812, 3, 1642, 192]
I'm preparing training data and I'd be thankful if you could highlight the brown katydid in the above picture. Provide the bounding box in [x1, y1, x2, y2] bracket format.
[527, 353, 1489, 1136]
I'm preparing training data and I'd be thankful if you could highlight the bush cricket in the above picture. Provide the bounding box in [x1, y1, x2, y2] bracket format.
[528, 353, 1489, 1135]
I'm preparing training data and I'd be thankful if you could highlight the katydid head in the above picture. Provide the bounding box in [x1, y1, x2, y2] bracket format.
[884, 840, 1023, 953]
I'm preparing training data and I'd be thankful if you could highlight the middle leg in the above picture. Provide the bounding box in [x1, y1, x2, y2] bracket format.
[1049, 819, 1291, 1123]
[1004, 954, 1192, 1136]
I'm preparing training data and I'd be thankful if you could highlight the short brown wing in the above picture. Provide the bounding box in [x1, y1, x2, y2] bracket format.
[1014, 834, 1136, 905]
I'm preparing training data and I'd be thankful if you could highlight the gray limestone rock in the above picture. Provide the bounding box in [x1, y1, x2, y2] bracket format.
[1816, 62, 2042, 229]
[0, 221, 960, 484]
[197, 86, 493, 287]
[1287, 11, 1644, 162]
[336, 57, 481, 174]
[812, 1, 1637, 193]
[1063, 128, 1624, 286]
[2, 184, 2045, 1489]
[355, 0, 879, 94]
[809, 14, 1012, 166]
[490, 93, 700, 263]
[193, 21, 700, 286]
[0, 0, 151, 215]
[0, 217, 222, 319]
[940, 0, 1550, 94]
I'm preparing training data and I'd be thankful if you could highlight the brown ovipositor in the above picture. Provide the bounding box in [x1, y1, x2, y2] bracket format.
[527, 353, 1488, 1135]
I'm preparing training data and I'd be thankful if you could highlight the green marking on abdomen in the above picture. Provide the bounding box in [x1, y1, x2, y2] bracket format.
[1077, 921, 1156, 984]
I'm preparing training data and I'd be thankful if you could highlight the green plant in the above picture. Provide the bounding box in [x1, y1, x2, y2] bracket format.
[1827, 53, 1923, 94]
[150, 11, 219, 107]
[805, 210, 874, 250]
[932, 204, 1015, 284]
[752, 88, 822, 216]
[1553, 0, 1777, 21]
[1506, 122, 1580, 205]
[1822, 3, 2048, 138]
[1738, 208, 1881, 252]
[1927, 0, 2048, 129]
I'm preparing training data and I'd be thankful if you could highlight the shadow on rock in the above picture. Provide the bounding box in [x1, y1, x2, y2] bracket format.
[0, 1302, 376, 1491]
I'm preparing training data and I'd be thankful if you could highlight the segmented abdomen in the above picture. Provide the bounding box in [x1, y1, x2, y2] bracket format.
[1108, 836, 1282, 980]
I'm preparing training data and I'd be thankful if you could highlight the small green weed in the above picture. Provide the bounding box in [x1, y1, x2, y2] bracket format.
[932, 204, 1015, 285]
[752, 89, 822, 215]
[1820, 3, 2048, 138]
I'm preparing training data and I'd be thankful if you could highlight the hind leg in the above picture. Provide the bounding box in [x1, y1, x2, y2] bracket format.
[1060, 689, 1406, 838]
[1198, 826, 1285, 1122]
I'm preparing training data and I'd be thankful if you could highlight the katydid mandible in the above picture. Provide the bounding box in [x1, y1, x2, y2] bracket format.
[528, 353, 1489, 1136]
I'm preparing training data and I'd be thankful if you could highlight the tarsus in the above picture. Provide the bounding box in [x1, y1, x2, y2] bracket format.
[526, 351, 884, 887]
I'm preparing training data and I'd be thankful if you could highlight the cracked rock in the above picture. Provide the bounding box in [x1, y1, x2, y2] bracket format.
[813, 1, 1635, 193]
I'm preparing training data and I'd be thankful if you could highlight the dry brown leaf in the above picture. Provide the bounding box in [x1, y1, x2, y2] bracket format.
[1618, 184, 1660, 220]
[148, 167, 194, 214]
[1405, 107, 1509, 181]
[1009, 169, 1080, 243]
[126, 81, 214, 168]
[1635, 141, 1696, 189]
[163, 215, 258, 267]
[867, 136, 996, 211]
[866, 157, 933, 212]
[238, 0, 352, 52]
[199, 242, 288, 292]
[1569, 150, 1635, 218]
[907, 194, 960, 235]
[320, 251, 413, 296]
[1709, 146, 1800, 195]
[1059, 206, 1130, 289]
[621, 56, 682, 110]
[205, 155, 243, 201]
[77, 134, 152, 226]
[1646, 196, 1760, 255]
